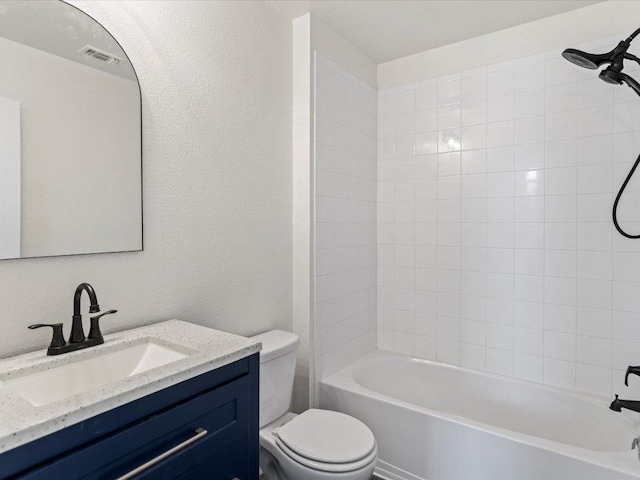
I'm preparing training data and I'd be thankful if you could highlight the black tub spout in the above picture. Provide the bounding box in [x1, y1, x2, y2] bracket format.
[610, 395, 640, 414]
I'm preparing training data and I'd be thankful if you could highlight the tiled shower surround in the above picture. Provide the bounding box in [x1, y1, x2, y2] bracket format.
[314, 55, 377, 387]
[376, 36, 640, 397]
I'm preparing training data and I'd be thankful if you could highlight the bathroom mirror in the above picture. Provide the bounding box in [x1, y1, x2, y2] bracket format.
[0, 0, 142, 259]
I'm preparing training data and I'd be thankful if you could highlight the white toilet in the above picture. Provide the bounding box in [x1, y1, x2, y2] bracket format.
[252, 330, 378, 480]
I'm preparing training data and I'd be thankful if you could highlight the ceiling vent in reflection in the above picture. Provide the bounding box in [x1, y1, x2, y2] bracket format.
[79, 45, 121, 65]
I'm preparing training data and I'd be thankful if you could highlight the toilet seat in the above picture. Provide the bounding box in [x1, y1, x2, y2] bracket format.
[275, 437, 378, 473]
[274, 409, 377, 473]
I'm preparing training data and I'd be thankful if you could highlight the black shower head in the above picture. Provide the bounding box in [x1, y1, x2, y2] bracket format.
[562, 40, 630, 71]
[562, 32, 640, 100]
[599, 68, 623, 84]
[561, 48, 611, 69]
[599, 67, 640, 96]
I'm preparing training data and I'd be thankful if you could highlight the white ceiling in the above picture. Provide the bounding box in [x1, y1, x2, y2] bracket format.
[267, 0, 603, 63]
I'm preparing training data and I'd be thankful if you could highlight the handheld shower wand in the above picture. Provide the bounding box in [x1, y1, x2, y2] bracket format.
[563, 28, 640, 238]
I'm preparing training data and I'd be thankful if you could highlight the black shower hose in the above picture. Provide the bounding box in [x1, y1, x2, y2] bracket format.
[613, 150, 640, 238]
[611, 28, 640, 238]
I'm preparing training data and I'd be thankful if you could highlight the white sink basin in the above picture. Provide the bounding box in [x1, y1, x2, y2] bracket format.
[4, 340, 189, 407]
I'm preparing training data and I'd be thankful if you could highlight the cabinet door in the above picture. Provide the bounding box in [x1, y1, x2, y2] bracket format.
[18, 376, 250, 480]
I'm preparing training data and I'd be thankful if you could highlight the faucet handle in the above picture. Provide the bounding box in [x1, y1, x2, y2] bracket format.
[28, 323, 66, 348]
[88, 310, 117, 340]
[625, 366, 640, 386]
[633, 436, 640, 462]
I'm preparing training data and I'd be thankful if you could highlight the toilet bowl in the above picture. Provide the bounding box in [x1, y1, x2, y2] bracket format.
[251, 331, 377, 480]
[259, 411, 377, 480]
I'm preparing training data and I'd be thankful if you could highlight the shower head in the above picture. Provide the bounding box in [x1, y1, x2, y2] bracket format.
[599, 68, 623, 84]
[563, 30, 640, 100]
[562, 40, 630, 71]
[599, 68, 640, 96]
[561, 48, 612, 69]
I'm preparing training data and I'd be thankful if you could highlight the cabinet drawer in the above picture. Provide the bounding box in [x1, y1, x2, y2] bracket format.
[18, 375, 250, 480]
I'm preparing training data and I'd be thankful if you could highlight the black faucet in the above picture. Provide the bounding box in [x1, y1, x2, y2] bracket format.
[29, 283, 117, 355]
[71, 283, 100, 343]
[611, 365, 640, 414]
[610, 395, 640, 414]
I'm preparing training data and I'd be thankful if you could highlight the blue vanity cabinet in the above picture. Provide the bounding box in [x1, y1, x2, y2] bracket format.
[1, 354, 259, 480]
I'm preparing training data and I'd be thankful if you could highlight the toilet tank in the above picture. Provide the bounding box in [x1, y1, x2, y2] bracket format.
[251, 330, 299, 428]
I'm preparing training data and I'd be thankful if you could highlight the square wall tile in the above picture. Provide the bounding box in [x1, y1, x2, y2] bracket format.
[487, 120, 515, 147]
[544, 358, 576, 389]
[486, 348, 514, 376]
[461, 343, 486, 369]
[546, 83, 577, 114]
[488, 68, 515, 98]
[462, 99, 487, 126]
[514, 353, 544, 382]
[546, 111, 578, 141]
[516, 89, 545, 118]
[516, 62, 545, 92]
[462, 75, 488, 102]
[578, 105, 614, 138]
[438, 76, 461, 97]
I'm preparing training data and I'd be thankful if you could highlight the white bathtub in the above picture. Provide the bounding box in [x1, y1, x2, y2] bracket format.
[319, 350, 640, 480]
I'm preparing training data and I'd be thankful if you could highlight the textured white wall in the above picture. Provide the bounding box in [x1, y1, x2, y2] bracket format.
[0, 1, 292, 358]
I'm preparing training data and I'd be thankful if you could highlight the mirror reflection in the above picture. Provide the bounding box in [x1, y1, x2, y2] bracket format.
[0, 0, 142, 259]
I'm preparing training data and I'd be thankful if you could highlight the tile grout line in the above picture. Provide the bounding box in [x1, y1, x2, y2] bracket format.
[574, 104, 578, 391]
[512, 67, 517, 378]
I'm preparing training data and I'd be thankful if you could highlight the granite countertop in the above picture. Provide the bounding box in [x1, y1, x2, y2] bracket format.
[0, 320, 261, 454]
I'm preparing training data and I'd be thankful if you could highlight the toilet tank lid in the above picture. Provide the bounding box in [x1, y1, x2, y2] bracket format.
[251, 330, 299, 363]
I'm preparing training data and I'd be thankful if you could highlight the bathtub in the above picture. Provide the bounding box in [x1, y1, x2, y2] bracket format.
[319, 350, 640, 480]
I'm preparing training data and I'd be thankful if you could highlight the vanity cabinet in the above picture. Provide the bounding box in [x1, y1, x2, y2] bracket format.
[0, 354, 259, 480]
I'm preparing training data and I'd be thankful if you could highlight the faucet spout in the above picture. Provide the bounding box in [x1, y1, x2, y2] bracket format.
[74, 283, 100, 316]
[610, 394, 640, 414]
[70, 283, 100, 343]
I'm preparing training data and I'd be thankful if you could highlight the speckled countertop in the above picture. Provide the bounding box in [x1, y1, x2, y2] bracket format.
[0, 320, 260, 454]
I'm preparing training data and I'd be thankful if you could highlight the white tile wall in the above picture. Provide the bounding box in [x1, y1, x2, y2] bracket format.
[314, 55, 377, 390]
[377, 35, 640, 398]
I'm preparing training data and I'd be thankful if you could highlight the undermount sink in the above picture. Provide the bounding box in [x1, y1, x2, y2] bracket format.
[4, 340, 189, 407]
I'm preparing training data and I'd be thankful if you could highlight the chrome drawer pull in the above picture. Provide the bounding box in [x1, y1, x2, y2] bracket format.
[116, 428, 208, 480]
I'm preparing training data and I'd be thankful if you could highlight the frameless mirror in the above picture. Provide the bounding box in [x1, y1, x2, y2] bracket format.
[0, 0, 141, 259]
